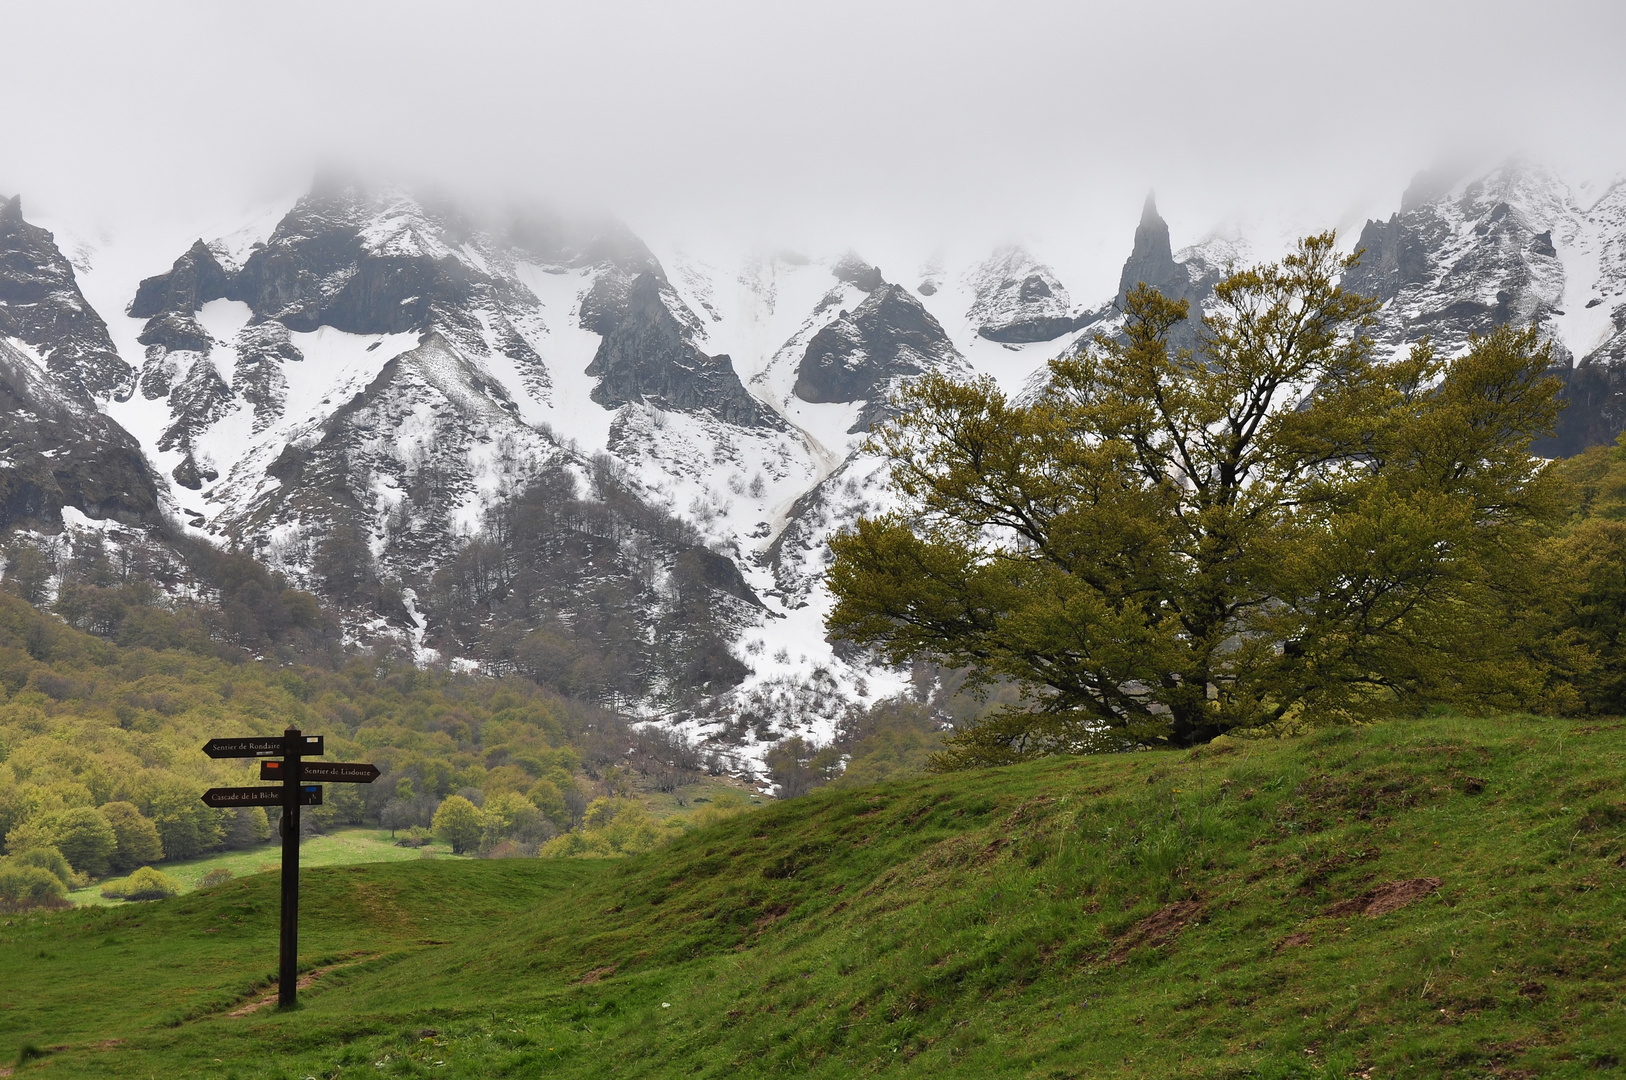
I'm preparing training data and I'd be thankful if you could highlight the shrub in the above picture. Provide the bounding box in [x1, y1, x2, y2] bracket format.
[0, 860, 69, 911]
[686, 791, 751, 829]
[11, 845, 73, 888]
[540, 798, 681, 859]
[199, 868, 234, 888]
[101, 866, 181, 901]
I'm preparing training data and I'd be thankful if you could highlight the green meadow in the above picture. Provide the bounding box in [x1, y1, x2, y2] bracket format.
[2, 711, 1623, 1078]
[63, 828, 464, 907]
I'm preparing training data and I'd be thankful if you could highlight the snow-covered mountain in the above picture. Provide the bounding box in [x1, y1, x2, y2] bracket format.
[3, 158, 1626, 767]
[1345, 160, 1626, 454]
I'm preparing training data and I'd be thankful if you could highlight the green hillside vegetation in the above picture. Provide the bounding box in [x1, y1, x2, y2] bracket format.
[0, 588, 729, 902]
[1, 711, 1621, 1078]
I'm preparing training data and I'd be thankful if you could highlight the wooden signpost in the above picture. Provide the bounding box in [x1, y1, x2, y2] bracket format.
[201, 727, 377, 1008]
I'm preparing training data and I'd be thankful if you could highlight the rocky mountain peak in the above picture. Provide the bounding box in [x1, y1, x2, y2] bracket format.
[966, 245, 1081, 343]
[832, 253, 884, 292]
[794, 282, 962, 430]
[129, 239, 232, 321]
[0, 197, 132, 400]
[1345, 158, 1571, 357]
[1400, 164, 1468, 215]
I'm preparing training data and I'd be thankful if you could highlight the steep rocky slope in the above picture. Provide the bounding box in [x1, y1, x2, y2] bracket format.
[0, 195, 132, 399]
[964, 245, 1084, 343]
[0, 337, 159, 533]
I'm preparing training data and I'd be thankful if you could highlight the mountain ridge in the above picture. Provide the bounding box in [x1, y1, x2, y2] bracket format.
[4, 158, 1626, 772]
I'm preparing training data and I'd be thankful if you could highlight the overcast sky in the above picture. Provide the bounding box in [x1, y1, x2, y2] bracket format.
[4, 0, 1624, 289]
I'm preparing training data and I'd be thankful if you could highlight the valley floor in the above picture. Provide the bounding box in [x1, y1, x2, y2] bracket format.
[2, 712, 1624, 1078]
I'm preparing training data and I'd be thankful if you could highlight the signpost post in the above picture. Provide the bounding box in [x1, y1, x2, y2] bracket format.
[201, 728, 377, 1008]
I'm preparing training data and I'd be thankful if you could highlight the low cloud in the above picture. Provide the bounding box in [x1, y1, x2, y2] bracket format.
[3, 0, 1622, 267]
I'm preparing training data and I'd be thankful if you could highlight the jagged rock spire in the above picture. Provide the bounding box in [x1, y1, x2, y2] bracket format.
[0, 194, 20, 223]
[1117, 191, 1183, 307]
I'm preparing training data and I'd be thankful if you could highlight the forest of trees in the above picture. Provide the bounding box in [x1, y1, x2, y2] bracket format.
[423, 459, 757, 707]
[0, 579, 737, 909]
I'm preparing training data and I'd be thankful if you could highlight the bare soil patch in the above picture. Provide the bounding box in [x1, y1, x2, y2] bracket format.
[1106, 899, 1204, 964]
[1326, 877, 1442, 918]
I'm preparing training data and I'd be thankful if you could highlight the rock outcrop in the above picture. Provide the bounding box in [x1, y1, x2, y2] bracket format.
[1338, 161, 1621, 455]
[831, 253, 885, 292]
[794, 283, 963, 430]
[1118, 194, 1195, 309]
[587, 273, 776, 427]
[129, 239, 232, 320]
[0, 337, 159, 530]
[1104, 194, 1210, 352]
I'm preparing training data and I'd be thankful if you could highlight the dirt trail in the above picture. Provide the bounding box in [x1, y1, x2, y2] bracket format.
[228, 956, 371, 1016]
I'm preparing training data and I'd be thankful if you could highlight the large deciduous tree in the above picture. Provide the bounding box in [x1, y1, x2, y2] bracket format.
[827, 234, 1572, 765]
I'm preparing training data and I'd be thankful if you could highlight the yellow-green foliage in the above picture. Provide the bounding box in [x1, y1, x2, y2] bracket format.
[540, 797, 683, 858]
[0, 843, 74, 910]
[0, 591, 600, 868]
[100, 865, 180, 901]
[0, 857, 67, 910]
[1539, 436, 1626, 712]
[10, 843, 72, 887]
[540, 792, 752, 858]
[98, 801, 164, 870]
[431, 795, 483, 855]
[684, 791, 750, 829]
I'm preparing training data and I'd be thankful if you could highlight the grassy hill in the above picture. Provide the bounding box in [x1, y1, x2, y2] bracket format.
[2, 711, 1624, 1078]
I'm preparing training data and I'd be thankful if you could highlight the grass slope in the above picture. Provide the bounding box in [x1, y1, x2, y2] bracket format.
[2, 712, 1624, 1078]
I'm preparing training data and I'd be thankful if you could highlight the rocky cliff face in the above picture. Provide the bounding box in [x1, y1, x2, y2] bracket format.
[1339, 161, 1626, 455]
[1117, 194, 1195, 309]
[587, 272, 776, 427]
[0, 196, 132, 400]
[1346, 163, 1570, 357]
[1109, 194, 1211, 350]
[0, 337, 158, 532]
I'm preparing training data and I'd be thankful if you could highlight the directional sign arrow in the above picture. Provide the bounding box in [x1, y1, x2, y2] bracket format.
[262, 760, 380, 783]
[203, 735, 324, 759]
[201, 785, 323, 808]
